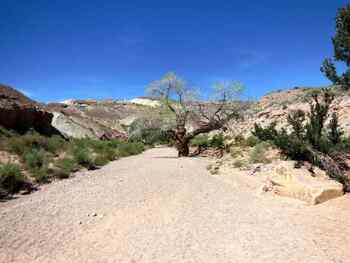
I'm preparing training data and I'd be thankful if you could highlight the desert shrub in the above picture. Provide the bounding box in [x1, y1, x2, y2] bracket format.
[246, 135, 260, 147]
[93, 155, 110, 167]
[47, 135, 66, 154]
[87, 140, 117, 161]
[0, 163, 24, 193]
[191, 134, 224, 148]
[233, 134, 245, 145]
[23, 149, 50, 182]
[56, 158, 77, 172]
[0, 126, 14, 138]
[72, 145, 94, 169]
[230, 146, 243, 158]
[233, 159, 246, 168]
[210, 133, 225, 148]
[116, 142, 145, 157]
[52, 168, 70, 179]
[107, 139, 123, 148]
[251, 122, 278, 142]
[191, 135, 210, 147]
[100, 146, 117, 161]
[54, 158, 78, 179]
[24, 149, 46, 169]
[273, 129, 308, 160]
[7, 137, 28, 156]
[250, 142, 271, 164]
[7, 133, 64, 156]
[129, 128, 169, 145]
[31, 167, 50, 183]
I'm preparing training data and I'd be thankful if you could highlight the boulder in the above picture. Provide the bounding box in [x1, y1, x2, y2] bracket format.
[51, 112, 127, 140]
[265, 161, 344, 205]
[51, 112, 96, 139]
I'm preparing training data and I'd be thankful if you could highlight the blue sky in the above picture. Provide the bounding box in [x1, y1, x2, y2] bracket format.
[1, 0, 349, 102]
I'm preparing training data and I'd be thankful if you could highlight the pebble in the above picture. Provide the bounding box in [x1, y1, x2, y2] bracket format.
[88, 212, 98, 217]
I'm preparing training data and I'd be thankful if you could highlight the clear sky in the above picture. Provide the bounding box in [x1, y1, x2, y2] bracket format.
[1, 0, 349, 102]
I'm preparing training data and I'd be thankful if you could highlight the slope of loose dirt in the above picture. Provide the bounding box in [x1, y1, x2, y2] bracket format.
[1, 147, 350, 263]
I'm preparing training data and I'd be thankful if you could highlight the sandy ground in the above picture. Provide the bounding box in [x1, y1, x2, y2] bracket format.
[1, 147, 350, 263]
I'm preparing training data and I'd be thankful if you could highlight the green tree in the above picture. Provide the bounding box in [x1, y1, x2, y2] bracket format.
[327, 112, 344, 144]
[305, 91, 334, 149]
[321, 5, 350, 90]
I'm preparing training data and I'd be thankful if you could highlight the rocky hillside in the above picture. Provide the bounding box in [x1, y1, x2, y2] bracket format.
[46, 97, 173, 140]
[231, 86, 350, 137]
[2, 84, 350, 141]
[0, 85, 172, 140]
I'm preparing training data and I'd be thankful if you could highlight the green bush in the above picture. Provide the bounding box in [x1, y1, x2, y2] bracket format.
[54, 158, 78, 179]
[246, 135, 260, 147]
[93, 155, 110, 167]
[116, 142, 145, 157]
[24, 149, 46, 169]
[7, 137, 28, 156]
[92, 143, 117, 161]
[327, 112, 344, 145]
[230, 146, 243, 158]
[191, 134, 224, 148]
[328, 137, 350, 154]
[250, 142, 271, 164]
[7, 133, 65, 156]
[0, 126, 14, 138]
[273, 129, 308, 160]
[130, 128, 169, 145]
[190, 135, 210, 147]
[210, 133, 224, 148]
[73, 146, 94, 169]
[31, 167, 50, 183]
[0, 163, 24, 193]
[252, 122, 278, 142]
[47, 135, 66, 154]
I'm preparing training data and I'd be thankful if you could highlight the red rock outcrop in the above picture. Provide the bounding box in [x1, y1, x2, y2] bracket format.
[0, 84, 59, 135]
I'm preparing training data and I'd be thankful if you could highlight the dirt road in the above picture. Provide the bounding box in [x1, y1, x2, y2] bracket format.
[1, 147, 350, 263]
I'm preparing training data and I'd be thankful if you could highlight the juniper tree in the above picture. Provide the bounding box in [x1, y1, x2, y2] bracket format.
[327, 112, 344, 144]
[305, 90, 334, 149]
[321, 5, 350, 90]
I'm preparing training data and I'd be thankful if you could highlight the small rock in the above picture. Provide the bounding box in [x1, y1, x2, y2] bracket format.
[79, 221, 82, 225]
[91, 212, 97, 217]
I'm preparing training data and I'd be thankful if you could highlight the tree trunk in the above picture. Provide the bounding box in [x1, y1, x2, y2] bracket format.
[305, 146, 349, 190]
[175, 138, 190, 157]
[174, 128, 190, 157]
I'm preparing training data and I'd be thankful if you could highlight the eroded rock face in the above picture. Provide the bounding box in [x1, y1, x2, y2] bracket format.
[0, 84, 58, 135]
[51, 112, 127, 140]
[265, 161, 344, 205]
[47, 99, 170, 140]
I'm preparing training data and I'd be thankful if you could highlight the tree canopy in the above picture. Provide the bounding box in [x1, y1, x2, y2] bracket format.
[321, 4, 350, 90]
